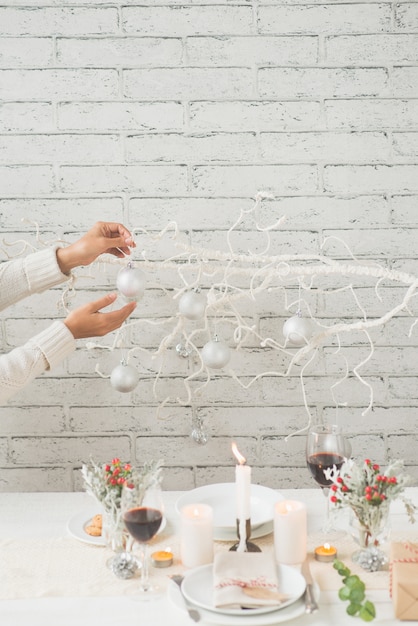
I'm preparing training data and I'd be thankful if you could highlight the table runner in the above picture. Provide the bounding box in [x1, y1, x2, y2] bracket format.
[3, 527, 417, 600]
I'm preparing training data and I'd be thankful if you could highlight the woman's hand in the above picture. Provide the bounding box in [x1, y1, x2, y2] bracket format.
[56, 222, 136, 274]
[64, 293, 136, 339]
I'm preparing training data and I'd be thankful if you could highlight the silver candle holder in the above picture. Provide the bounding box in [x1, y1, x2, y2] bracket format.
[229, 518, 261, 552]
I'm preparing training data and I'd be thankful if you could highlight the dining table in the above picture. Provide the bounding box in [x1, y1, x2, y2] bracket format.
[1, 486, 417, 626]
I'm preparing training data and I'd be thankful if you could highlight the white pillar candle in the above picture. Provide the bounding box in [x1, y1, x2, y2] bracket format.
[180, 503, 214, 568]
[274, 500, 307, 565]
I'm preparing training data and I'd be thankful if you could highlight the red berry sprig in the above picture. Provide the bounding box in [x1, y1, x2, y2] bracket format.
[104, 458, 133, 493]
[330, 459, 399, 507]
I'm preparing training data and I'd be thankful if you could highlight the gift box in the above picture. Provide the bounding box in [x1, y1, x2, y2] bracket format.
[390, 542, 418, 621]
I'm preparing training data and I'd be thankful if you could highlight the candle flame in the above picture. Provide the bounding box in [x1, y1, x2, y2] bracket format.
[324, 542, 330, 550]
[285, 502, 293, 512]
[231, 441, 246, 465]
[193, 507, 200, 517]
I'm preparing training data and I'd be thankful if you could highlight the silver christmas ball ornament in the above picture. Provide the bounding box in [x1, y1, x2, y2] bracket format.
[110, 551, 139, 579]
[283, 315, 313, 346]
[110, 362, 140, 393]
[178, 290, 207, 320]
[116, 263, 146, 301]
[201, 336, 231, 369]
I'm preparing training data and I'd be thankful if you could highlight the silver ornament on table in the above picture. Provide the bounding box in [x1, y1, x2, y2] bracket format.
[110, 551, 140, 579]
[352, 547, 388, 572]
[116, 262, 146, 301]
[201, 335, 231, 369]
[178, 289, 207, 320]
[110, 361, 140, 393]
[283, 311, 313, 346]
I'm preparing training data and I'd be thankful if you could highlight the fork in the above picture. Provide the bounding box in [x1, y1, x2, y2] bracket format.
[170, 575, 201, 622]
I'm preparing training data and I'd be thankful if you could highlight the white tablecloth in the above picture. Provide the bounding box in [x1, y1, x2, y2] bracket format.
[0, 488, 417, 625]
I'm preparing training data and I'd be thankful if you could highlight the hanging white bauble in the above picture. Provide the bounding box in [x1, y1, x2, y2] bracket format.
[178, 290, 207, 320]
[201, 337, 231, 369]
[283, 315, 313, 346]
[116, 264, 146, 300]
[110, 363, 140, 393]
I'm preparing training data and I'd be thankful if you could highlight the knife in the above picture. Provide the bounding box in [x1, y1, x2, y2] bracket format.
[301, 558, 319, 614]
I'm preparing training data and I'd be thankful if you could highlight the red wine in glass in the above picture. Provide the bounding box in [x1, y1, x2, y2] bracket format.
[123, 507, 163, 543]
[306, 424, 350, 533]
[307, 452, 345, 488]
[122, 483, 164, 597]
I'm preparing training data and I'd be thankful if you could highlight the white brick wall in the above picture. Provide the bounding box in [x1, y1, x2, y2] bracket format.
[0, 0, 417, 492]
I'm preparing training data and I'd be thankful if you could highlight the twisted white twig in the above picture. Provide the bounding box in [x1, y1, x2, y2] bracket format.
[3, 199, 417, 439]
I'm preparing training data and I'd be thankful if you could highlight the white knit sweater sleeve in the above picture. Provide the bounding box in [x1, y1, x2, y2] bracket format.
[0, 247, 76, 402]
[0, 321, 75, 403]
[0, 246, 69, 311]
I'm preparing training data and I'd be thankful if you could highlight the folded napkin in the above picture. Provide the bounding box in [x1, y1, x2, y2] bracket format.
[213, 551, 284, 609]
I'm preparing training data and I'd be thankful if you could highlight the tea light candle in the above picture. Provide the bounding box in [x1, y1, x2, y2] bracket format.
[274, 500, 307, 565]
[151, 549, 174, 568]
[314, 543, 337, 562]
[180, 503, 213, 568]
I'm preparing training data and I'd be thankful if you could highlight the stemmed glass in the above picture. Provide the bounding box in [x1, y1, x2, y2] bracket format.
[122, 481, 164, 598]
[306, 423, 351, 532]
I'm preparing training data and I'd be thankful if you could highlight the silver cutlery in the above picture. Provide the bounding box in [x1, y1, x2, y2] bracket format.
[170, 575, 201, 622]
[301, 558, 319, 614]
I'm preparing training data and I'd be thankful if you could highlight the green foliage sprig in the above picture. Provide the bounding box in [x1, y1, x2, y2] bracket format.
[333, 559, 376, 622]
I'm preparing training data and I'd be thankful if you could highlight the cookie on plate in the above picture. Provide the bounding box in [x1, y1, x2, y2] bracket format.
[85, 524, 102, 537]
[91, 514, 102, 528]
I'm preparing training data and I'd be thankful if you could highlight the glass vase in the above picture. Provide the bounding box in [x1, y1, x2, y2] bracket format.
[102, 506, 130, 553]
[350, 502, 390, 571]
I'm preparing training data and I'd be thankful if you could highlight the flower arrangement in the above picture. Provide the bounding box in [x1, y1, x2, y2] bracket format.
[81, 457, 163, 517]
[329, 458, 416, 547]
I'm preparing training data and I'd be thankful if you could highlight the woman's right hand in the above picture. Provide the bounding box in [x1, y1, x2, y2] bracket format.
[64, 293, 136, 339]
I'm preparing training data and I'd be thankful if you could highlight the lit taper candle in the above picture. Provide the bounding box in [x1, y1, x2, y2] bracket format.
[231, 442, 251, 552]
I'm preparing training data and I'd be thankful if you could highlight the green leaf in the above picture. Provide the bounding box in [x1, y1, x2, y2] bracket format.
[334, 560, 351, 577]
[347, 602, 362, 616]
[344, 575, 362, 589]
[349, 587, 366, 603]
[359, 601, 376, 622]
[333, 559, 375, 621]
[339, 586, 351, 601]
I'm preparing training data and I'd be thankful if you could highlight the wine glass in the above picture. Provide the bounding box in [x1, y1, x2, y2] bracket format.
[122, 481, 164, 598]
[306, 423, 350, 532]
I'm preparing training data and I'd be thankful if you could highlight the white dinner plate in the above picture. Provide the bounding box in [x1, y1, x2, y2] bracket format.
[175, 483, 282, 540]
[181, 563, 306, 617]
[67, 507, 167, 547]
[67, 506, 106, 546]
[168, 575, 319, 626]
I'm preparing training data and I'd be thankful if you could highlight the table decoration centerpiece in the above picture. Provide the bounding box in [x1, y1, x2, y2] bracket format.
[329, 458, 416, 570]
[81, 457, 163, 556]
